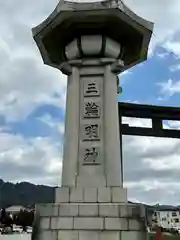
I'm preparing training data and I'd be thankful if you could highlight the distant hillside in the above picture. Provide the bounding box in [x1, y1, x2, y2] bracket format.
[0, 179, 56, 208]
[0, 179, 178, 211]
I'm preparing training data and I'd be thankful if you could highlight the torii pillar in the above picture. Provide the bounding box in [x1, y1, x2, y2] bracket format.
[32, 0, 154, 239]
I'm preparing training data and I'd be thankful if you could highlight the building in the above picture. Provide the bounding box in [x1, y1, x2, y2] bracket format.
[5, 205, 25, 215]
[153, 208, 180, 230]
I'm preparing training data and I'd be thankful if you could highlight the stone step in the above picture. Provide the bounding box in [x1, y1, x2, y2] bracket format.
[40, 216, 145, 231]
[55, 187, 128, 203]
[36, 202, 145, 219]
[39, 230, 148, 240]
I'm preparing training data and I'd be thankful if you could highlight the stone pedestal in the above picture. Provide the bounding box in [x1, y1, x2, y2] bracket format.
[36, 187, 147, 240]
[32, 1, 153, 239]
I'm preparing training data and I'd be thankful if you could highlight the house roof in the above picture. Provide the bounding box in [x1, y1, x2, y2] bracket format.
[6, 205, 25, 212]
[155, 208, 180, 212]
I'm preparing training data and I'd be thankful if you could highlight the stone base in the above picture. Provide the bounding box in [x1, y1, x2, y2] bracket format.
[38, 230, 147, 240]
[32, 187, 147, 240]
[55, 187, 128, 204]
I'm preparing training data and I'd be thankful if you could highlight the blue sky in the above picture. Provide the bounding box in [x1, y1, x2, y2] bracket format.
[1, 0, 180, 205]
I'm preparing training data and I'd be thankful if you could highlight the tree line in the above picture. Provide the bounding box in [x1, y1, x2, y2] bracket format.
[0, 208, 34, 229]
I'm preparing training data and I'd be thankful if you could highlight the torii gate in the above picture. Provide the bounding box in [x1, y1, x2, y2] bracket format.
[119, 102, 180, 139]
[119, 101, 180, 240]
[119, 101, 180, 181]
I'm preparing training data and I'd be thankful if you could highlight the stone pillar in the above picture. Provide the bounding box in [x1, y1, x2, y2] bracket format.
[104, 64, 122, 187]
[61, 66, 80, 187]
[61, 36, 123, 188]
[33, 36, 148, 240]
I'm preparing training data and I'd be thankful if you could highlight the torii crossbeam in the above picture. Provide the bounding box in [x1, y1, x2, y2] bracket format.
[119, 102, 180, 139]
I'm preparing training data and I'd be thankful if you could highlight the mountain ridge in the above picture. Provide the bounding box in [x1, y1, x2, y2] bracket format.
[0, 179, 56, 208]
[0, 179, 178, 210]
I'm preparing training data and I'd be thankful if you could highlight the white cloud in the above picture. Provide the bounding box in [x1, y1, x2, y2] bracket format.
[1, 111, 180, 204]
[0, 0, 180, 121]
[120, 70, 132, 77]
[0, 0, 66, 122]
[38, 114, 65, 135]
[122, 117, 152, 128]
[167, 120, 180, 129]
[120, 116, 180, 204]
[163, 40, 180, 59]
[156, 52, 169, 59]
[157, 79, 180, 97]
[123, 136, 180, 204]
[0, 132, 63, 186]
[170, 64, 180, 72]
[144, 154, 180, 171]
[0, 49, 67, 122]
[124, 0, 180, 52]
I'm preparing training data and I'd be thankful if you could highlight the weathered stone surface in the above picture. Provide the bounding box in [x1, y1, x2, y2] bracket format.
[105, 217, 128, 230]
[84, 187, 98, 203]
[65, 39, 80, 61]
[98, 187, 111, 203]
[79, 231, 99, 240]
[55, 188, 69, 203]
[111, 187, 127, 203]
[119, 204, 128, 218]
[74, 217, 104, 230]
[40, 217, 50, 230]
[121, 231, 147, 240]
[79, 204, 98, 216]
[37, 204, 59, 217]
[51, 217, 73, 230]
[70, 188, 83, 203]
[99, 204, 119, 217]
[119, 204, 141, 218]
[59, 204, 79, 217]
[81, 35, 103, 57]
[32, 0, 154, 72]
[39, 230, 58, 240]
[58, 230, 79, 240]
[129, 219, 144, 231]
[140, 204, 146, 218]
[100, 231, 120, 240]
